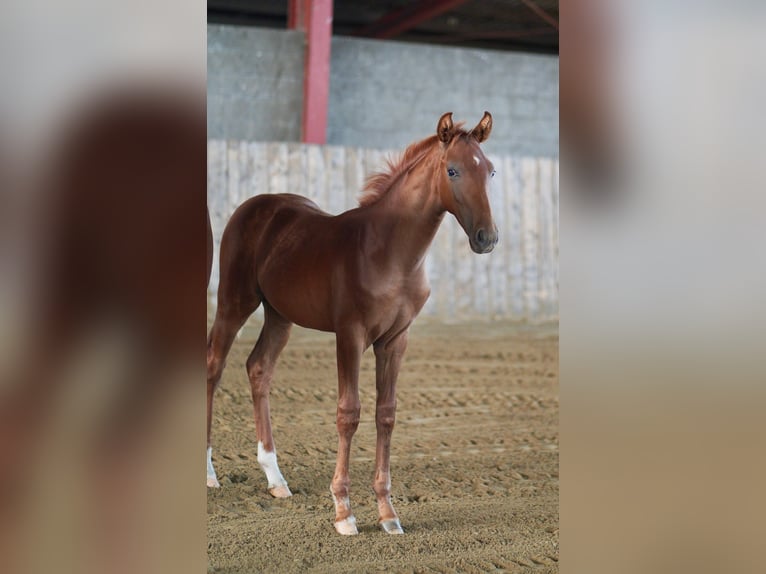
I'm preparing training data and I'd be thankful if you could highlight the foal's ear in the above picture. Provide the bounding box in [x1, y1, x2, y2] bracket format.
[471, 111, 493, 143]
[437, 112, 455, 144]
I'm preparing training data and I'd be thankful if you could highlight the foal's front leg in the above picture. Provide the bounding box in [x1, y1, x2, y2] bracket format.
[373, 330, 408, 534]
[330, 331, 363, 535]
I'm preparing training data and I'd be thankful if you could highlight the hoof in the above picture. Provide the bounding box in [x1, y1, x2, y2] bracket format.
[207, 476, 220, 488]
[269, 484, 293, 498]
[334, 516, 358, 536]
[380, 518, 404, 534]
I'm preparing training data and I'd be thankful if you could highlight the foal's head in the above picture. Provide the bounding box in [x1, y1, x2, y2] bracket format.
[435, 112, 498, 254]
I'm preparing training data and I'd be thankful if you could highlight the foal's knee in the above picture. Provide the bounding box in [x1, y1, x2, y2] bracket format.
[376, 405, 396, 433]
[336, 404, 361, 435]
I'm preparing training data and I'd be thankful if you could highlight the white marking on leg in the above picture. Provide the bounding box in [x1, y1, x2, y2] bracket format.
[473, 154, 480, 165]
[331, 492, 350, 512]
[206, 446, 220, 488]
[257, 441, 291, 497]
[334, 515, 358, 535]
[331, 491, 358, 535]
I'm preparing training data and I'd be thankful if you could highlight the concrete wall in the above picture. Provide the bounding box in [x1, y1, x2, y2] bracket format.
[207, 24, 558, 157]
[328, 36, 558, 158]
[207, 26, 304, 141]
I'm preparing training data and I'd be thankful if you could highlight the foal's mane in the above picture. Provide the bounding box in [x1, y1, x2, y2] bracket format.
[358, 124, 470, 207]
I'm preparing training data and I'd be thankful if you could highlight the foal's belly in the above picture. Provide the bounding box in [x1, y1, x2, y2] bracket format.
[258, 253, 336, 332]
[260, 260, 429, 338]
[265, 286, 336, 333]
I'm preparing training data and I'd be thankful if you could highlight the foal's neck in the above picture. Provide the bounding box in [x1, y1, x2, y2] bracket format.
[367, 150, 446, 271]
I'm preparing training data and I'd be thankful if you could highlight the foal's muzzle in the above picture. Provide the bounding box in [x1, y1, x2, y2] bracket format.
[471, 226, 498, 254]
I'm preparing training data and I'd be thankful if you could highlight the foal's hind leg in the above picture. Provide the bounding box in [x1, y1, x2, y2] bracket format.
[246, 304, 293, 498]
[207, 300, 258, 487]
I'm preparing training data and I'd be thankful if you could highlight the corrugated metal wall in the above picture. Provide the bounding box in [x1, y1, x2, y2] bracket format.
[208, 140, 558, 322]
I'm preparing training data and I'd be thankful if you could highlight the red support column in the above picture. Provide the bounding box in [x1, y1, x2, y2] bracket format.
[300, 0, 333, 144]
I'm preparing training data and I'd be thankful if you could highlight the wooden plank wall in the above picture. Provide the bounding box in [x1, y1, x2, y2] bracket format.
[208, 140, 558, 323]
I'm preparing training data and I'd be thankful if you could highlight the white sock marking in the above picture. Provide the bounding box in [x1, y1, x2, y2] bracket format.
[330, 490, 357, 534]
[207, 446, 220, 487]
[334, 515, 358, 535]
[331, 492, 351, 511]
[257, 441, 288, 488]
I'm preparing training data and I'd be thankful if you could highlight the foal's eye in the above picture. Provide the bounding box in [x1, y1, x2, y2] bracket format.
[447, 168, 458, 177]
[491, 170, 496, 178]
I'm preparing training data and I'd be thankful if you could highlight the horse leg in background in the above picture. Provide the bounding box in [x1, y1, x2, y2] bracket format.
[246, 303, 293, 498]
[372, 330, 408, 534]
[330, 330, 364, 535]
[206, 298, 258, 487]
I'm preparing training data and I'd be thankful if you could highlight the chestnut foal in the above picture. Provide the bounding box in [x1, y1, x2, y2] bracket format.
[206, 112, 498, 535]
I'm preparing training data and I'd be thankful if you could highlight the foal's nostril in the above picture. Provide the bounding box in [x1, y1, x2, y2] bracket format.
[476, 228, 487, 246]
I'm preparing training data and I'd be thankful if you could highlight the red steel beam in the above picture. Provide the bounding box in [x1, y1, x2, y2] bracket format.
[356, 0, 470, 40]
[519, 0, 559, 31]
[302, 0, 333, 143]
